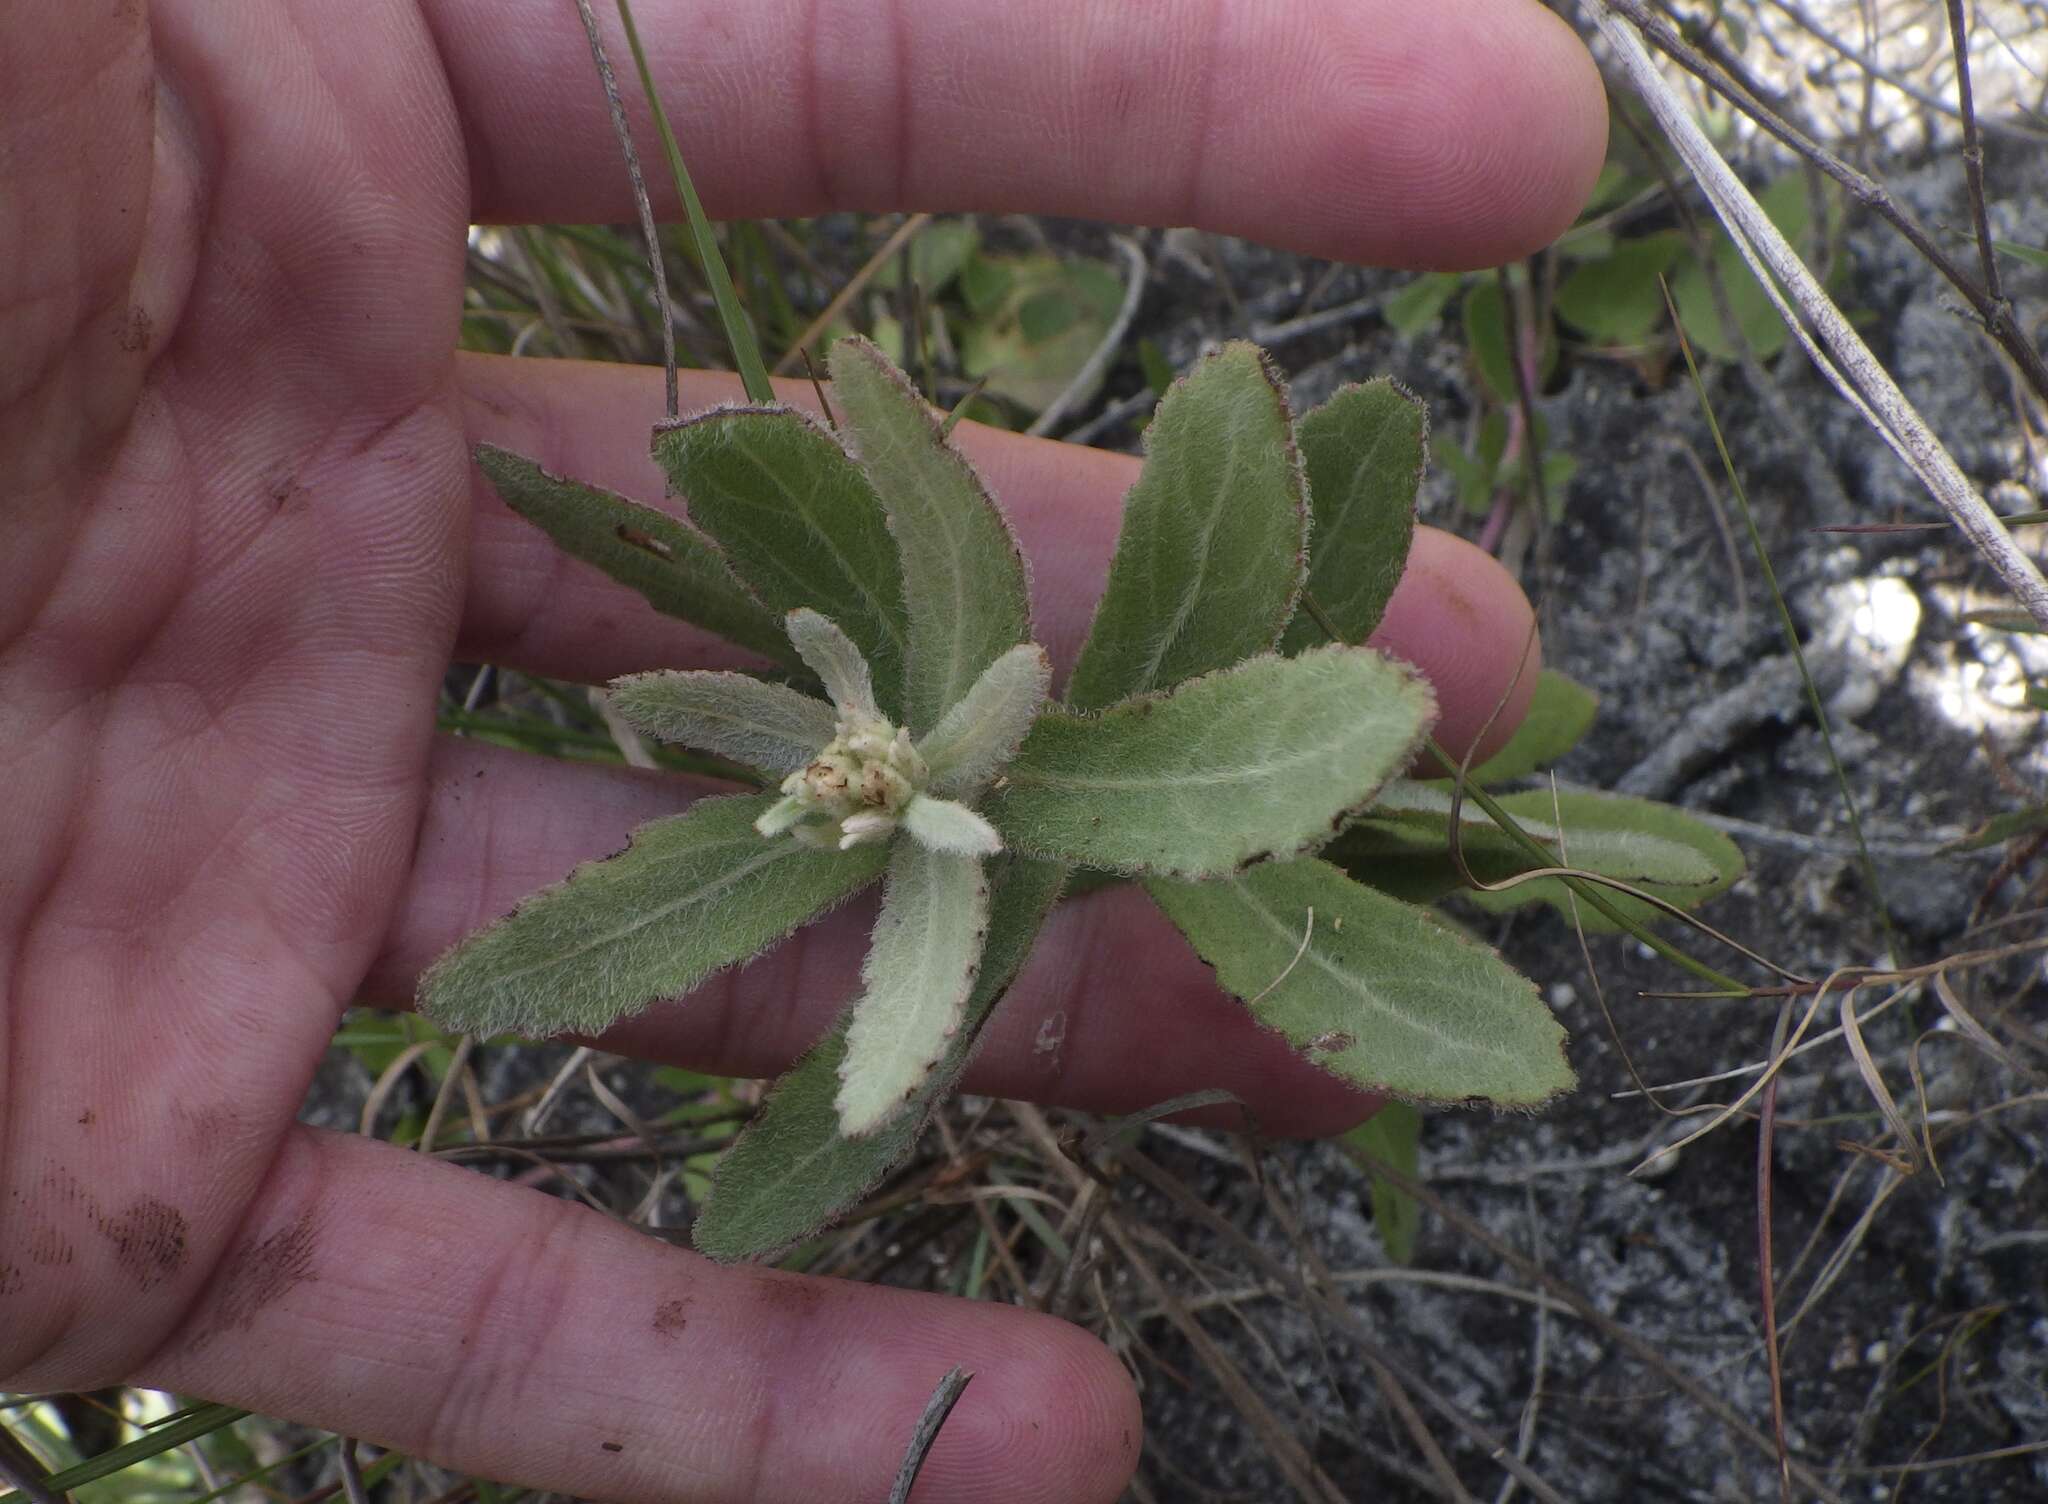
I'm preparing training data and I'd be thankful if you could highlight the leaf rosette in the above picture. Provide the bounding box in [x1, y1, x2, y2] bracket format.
[424, 335, 1743, 1260]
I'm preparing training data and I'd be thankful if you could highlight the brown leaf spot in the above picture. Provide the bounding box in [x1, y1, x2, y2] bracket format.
[98, 1197, 188, 1291]
[652, 1295, 691, 1340]
[0, 1263, 22, 1295]
[117, 305, 153, 353]
[203, 1213, 319, 1337]
[76, 1108, 96, 1127]
[614, 524, 674, 560]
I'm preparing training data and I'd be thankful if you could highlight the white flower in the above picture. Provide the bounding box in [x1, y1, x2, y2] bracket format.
[751, 611, 1007, 855]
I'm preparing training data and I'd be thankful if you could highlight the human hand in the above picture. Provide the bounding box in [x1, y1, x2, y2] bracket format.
[0, 3, 1603, 1500]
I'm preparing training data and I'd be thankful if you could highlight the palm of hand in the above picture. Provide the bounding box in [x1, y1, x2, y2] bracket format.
[1, 4, 1601, 1501]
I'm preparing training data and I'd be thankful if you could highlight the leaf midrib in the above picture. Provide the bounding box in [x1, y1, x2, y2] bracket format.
[1131, 399, 1265, 693]
[725, 423, 908, 653]
[1224, 875, 1523, 1063]
[483, 836, 805, 988]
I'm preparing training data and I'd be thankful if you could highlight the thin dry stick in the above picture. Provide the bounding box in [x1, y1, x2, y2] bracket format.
[1010, 1106, 1347, 1504]
[1255, 1158, 1478, 1504]
[336, 1441, 369, 1504]
[1756, 1002, 1793, 1504]
[1114, 1146, 1573, 1504]
[0, 1422, 67, 1504]
[770, 214, 933, 375]
[1588, 0, 2048, 630]
[1491, 1185, 1551, 1504]
[570, 0, 677, 419]
[1603, 0, 2048, 410]
[1343, 1145, 1850, 1504]
[1028, 234, 1149, 437]
[416, 1033, 475, 1155]
[1943, 0, 2006, 309]
[886, 1367, 973, 1504]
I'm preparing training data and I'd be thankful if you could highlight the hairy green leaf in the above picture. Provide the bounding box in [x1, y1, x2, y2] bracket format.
[1450, 669, 1598, 786]
[917, 644, 1052, 796]
[1147, 858, 1572, 1107]
[1067, 343, 1308, 711]
[1278, 379, 1424, 654]
[1333, 783, 1743, 929]
[608, 671, 834, 777]
[901, 794, 1004, 856]
[785, 607, 879, 719]
[986, 646, 1435, 878]
[1340, 1103, 1423, 1263]
[418, 795, 886, 1039]
[694, 857, 1067, 1261]
[474, 444, 793, 669]
[837, 843, 990, 1135]
[650, 407, 909, 716]
[828, 337, 1031, 734]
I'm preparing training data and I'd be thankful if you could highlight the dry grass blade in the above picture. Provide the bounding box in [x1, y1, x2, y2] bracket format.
[1756, 1005, 1792, 1504]
[886, 1367, 973, 1504]
[1111, 1145, 1572, 1504]
[770, 215, 932, 376]
[416, 1034, 475, 1155]
[1007, 1106, 1347, 1504]
[569, 0, 676, 417]
[1929, 970, 2026, 1071]
[1342, 1143, 1851, 1504]
[1836, 986, 1925, 1178]
[358, 1040, 441, 1139]
[1585, 0, 2048, 628]
[0, 1422, 68, 1504]
[1626, 992, 1832, 1173]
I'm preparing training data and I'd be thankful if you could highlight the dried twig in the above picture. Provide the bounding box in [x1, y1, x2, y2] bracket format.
[1026, 235, 1149, 437]
[885, 1367, 973, 1504]
[1600, 0, 2048, 412]
[570, 0, 677, 419]
[0, 1422, 68, 1504]
[1587, 0, 2048, 629]
[1943, 0, 2006, 309]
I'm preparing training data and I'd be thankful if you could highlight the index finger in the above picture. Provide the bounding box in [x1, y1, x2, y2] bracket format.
[423, 0, 1606, 269]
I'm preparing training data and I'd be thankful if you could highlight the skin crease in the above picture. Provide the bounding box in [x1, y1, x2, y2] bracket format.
[0, 3, 1604, 1502]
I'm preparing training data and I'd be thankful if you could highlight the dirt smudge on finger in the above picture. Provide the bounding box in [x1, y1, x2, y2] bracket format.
[652, 1295, 691, 1340]
[197, 1212, 321, 1342]
[97, 1197, 189, 1291]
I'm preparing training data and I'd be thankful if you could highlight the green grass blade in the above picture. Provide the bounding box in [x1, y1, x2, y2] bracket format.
[0, 1405, 247, 1501]
[612, 0, 774, 401]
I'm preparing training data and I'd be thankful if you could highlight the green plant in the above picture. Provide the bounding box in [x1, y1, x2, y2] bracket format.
[1407, 115, 1842, 530]
[416, 327, 1750, 1262]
